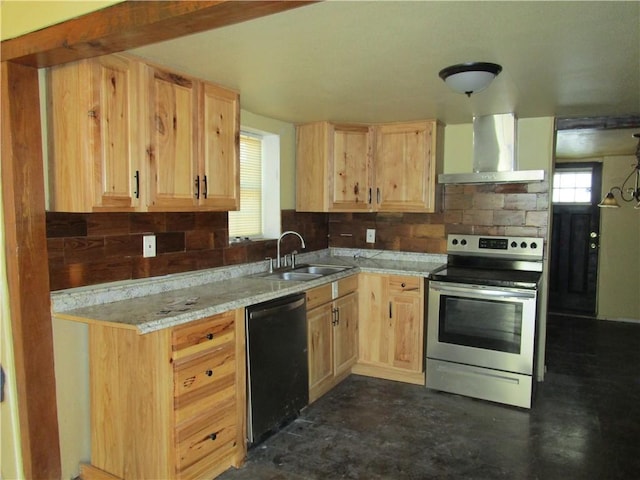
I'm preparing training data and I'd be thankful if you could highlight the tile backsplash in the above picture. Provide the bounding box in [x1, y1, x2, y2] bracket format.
[46, 180, 548, 290]
[328, 180, 549, 253]
[46, 210, 328, 290]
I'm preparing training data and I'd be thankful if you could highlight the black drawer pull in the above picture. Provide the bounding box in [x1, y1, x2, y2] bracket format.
[401, 282, 406, 288]
[205, 369, 213, 377]
[209, 433, 217, 441]
[206, 333, 214, 340]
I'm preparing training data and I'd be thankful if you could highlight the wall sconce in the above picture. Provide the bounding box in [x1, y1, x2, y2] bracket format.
[438, 62, 502, 97]
[598, 133, 640, 209]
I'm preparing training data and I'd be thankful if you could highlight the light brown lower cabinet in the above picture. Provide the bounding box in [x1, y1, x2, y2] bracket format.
[81, 309, 246, 480]
[306, 275, 358, 403]
[352, 273, 425, 385]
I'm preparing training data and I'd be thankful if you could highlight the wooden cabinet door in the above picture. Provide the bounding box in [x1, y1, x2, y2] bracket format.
[200, 82, 240, 210]
[48, 54, 142, 212]
[330, 125, 372, 211]
[357, 274, 389, 366]
[388, 293, 423, 372]
[333, 292, 358, 376]
[296, 122, 331, 212]
[374, 121, 436, 212]
[307, 303, 334, 396]
[387, 275, 423, 372]
[147, 65, 198, 210]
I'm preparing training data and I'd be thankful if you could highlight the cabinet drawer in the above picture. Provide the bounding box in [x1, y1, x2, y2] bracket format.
[337, 275, 358, 297]
[172, 311, 235, 359]
[174, 345, 235, 398]
[388, 275, 422, 294]
[175, 396, 237, 475]
[174, 374, 236, 426]
[306, 284, 332, 310]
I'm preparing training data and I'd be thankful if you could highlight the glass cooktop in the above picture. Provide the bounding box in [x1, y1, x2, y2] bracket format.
[429, 266, 542, 289]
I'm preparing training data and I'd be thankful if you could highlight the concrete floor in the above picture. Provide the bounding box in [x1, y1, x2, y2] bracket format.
[219, 314, 640, 479]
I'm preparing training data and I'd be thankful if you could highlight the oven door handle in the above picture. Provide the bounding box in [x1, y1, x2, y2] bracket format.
[429, 283, 536, 300]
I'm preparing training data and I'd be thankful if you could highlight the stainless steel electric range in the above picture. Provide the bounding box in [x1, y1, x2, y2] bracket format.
[426, 234, 543, 409]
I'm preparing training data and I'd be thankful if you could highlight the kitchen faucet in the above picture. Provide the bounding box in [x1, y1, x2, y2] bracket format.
[276, 231, 306, 268]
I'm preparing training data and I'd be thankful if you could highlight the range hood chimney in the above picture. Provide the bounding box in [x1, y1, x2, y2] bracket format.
[439, 113, 545, 184]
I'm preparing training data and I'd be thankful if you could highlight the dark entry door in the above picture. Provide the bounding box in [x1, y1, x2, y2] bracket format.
[549, 162, 602, 315]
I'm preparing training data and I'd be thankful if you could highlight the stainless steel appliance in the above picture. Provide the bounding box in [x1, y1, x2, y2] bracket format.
[246, 293, 308, 445]
[426, 234, 543, 408]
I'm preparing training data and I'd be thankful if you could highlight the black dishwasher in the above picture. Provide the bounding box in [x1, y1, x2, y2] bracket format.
[246, 293, 308, 445]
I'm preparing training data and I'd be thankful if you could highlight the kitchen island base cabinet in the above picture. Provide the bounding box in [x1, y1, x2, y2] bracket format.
[353, 273, 425, 385]
[84, 309, 246, 480]
[306, 276, 358, 403]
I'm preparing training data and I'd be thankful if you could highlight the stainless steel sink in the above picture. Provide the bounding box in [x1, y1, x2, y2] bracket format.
[254, 271, 323, 281]
[251, 264, 351, 281]
[293, 265, 349, 275]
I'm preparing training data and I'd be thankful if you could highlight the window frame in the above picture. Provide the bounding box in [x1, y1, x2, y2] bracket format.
[228, 128, 280, 242]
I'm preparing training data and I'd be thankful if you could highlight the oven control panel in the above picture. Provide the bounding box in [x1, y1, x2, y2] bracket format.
[447, 234, 543, 259]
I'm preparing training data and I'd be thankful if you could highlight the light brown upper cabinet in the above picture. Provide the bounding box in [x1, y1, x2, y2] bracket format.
[295, 120, 443, 213]
[147, 65, 240, 211]
[296, 122, 372, 212]
[374, 121, 443, 212]
[47, 54, 145, 212]
[47, 54, 239, 213]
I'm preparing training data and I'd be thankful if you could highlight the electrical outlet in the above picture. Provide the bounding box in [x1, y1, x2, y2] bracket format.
[143, 235, 156, 258]
[366, 229, 376, 244]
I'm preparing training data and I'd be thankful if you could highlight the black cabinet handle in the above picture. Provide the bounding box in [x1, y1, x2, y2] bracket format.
[205, 369, 213, 377]
[209, 433, 217, 441]
[206, 333, 214, 340]
[377, 187, 381, 204]
[195, 175, 200, 199]
[401, 282, 406, 288]
[203, 175, 208, 199]
[368, 188, 372, 204]
[389, 301, 392, 318]
[134, 170, 140, 199]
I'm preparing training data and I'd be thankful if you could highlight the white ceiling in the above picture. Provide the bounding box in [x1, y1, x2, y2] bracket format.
[129, 1, 640, 155]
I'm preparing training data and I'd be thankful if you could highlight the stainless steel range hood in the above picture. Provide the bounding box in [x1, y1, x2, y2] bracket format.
[438, 113, 545, 184]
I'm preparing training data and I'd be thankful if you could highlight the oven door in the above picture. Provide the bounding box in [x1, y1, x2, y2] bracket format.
[427, 280, 537, 375]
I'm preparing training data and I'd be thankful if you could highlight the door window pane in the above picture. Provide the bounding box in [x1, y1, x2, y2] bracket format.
[552, 169, 593, 204]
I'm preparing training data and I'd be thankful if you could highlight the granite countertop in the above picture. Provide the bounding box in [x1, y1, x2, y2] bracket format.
[51, 248, 445, 334]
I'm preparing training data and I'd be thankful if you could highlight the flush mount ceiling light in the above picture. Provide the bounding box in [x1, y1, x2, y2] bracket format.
[598, 133, 640, 209]
[439, 62, 502, 97]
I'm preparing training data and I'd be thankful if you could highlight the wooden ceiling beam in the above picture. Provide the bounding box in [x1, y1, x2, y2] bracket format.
[2, 0, 318, 67]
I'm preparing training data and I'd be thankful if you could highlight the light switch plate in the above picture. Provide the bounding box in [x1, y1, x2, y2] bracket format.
[143, 235, 156, 258]
[366, 229, 376, 244]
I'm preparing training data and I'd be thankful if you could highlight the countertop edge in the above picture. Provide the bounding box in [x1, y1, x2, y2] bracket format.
[51, 250, 446, 334]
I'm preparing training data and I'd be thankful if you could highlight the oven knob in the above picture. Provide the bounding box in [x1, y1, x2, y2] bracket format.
[461, 239, 467, 246]
[452, 239, 458, 245]
[520, 242, 527, 248]
[511, 241, 517, 248]
[531, 242, 538, 249]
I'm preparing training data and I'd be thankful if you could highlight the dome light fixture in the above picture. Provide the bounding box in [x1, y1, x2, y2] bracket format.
[439, 62, 503, 97]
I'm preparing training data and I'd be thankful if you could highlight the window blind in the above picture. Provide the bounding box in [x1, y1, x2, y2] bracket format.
[229, 134, 262, 238]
